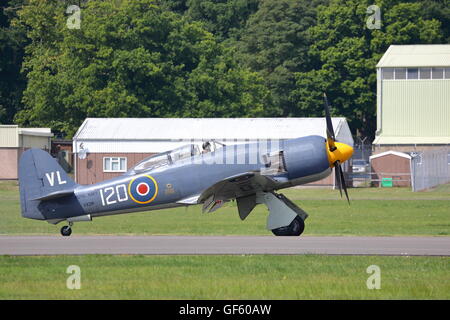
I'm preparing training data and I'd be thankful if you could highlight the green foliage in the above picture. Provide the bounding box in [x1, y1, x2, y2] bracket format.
[234, 0, 327, 116]
[1, 0, 449, 138]
[0, 0, 27, 124]
[293, 0, 444, 139]
[15, 0, 267, 137]
[184, 0, 260, 41]
[419, 0, 450, 42]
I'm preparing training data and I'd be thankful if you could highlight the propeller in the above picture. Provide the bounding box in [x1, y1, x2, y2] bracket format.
[323, 93, 337, 151]
[323, 93, 352, 204]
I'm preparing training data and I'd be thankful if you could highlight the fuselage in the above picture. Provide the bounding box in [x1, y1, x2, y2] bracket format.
[33, 135, 333, 222]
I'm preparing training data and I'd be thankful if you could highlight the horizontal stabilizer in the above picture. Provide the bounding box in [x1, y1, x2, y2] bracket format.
[31, 189, 75, 201]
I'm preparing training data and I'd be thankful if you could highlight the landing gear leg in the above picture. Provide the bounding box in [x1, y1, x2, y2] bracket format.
[271, 215, 305, 236]
[60, 222, 73, 237]
[256, 192, 308, 237]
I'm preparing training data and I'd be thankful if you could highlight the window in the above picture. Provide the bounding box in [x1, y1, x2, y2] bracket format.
[419, 68, 431, 79]
[104, 157, 127, 172]
[169, 144, 200, 161]
[445, 68, 450, 79]
[132, 154, 171, 173]
[433, 68, 445, 79]
[432, 68, 444, 79]
[128, 144, 201, 174]
[394, 68, 406, 79]
[407, 68, 418, 79]
[382, 68, 394, 80]
[383, 67, 450, 81]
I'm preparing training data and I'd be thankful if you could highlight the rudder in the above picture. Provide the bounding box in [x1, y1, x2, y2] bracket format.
[18, 148, 77, 220]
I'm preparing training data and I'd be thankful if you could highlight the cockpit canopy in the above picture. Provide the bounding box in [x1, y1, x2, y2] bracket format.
[128, 144, 201, 174]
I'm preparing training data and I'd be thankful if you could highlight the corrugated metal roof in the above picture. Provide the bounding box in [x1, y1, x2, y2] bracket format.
[376, 44, 450, 68]
[73, 117, 351, 141]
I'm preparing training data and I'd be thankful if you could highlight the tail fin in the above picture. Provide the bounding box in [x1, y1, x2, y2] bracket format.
[19, 148, 77, 220]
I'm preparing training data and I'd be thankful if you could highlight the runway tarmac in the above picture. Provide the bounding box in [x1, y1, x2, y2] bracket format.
[0, 235, 449, 256]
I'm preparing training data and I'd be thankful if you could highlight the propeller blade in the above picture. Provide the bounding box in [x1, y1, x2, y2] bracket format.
[334, 162, 342, 198]
[323, 93, 337, 152]
[323, 93, 336, 141]
[324, 93, 350, 204]
[337, 163, 350, 204]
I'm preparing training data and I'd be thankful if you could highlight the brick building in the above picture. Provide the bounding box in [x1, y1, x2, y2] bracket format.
[72, 118, 354, 185]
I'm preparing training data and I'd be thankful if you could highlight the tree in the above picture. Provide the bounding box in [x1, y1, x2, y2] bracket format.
[184, 0, 260, 41]
[15, 0, 268, 137]
[293, 0, 443, 140]
[416, 0, 450, 43]
[234, 0, 328, 117]
[0, 0, 26, 124]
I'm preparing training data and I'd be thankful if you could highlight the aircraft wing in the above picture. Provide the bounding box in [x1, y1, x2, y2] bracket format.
[176, 194, 201, 205]
[198, 171, 278, 216]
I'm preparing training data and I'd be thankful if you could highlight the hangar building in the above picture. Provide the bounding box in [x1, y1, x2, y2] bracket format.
[73, 118, 354, 185]
[0, 125, 53, 180]
[374, 44, 450, 153]
[371, 44, 450, 188]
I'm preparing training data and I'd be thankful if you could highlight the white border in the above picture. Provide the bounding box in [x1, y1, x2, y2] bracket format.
[370, 150, 411, 161]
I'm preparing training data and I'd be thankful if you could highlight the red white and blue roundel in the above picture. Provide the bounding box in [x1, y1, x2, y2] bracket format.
[128, 175, 158, 204]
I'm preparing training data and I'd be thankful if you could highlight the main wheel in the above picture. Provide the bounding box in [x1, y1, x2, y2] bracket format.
[60, 226, 72, 237]
[271, 216, 305, 236]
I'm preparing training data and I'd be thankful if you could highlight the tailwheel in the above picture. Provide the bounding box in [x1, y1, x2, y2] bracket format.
[60, 225, 72, 237]
[271, 216, 305, 236]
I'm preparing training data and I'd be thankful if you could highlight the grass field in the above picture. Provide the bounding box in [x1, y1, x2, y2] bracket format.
[0, 255, 449, 299]
[1, 181, 449, 300]
[1, 181, 449, 236]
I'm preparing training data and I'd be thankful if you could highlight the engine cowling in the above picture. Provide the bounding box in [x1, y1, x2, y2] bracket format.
[283, 135, 330, 181]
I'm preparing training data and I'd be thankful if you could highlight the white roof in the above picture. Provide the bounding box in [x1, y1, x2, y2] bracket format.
[73, 118, 354, 153]
[0, 125, 53, 137]
[376, 44, 450, 68]
[74, 117, 351, 140]
[19, 128, 53, 137]
[370, 150, 411, 161]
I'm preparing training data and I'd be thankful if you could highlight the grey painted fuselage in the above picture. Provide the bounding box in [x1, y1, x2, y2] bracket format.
[19, 135, 331, 224]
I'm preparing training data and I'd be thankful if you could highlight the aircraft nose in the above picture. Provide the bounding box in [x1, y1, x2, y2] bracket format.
[326, 142, 354, 167]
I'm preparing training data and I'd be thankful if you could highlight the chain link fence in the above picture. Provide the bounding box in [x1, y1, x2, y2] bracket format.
[349, 142, 372, 187]
[411, 148, 450, 192]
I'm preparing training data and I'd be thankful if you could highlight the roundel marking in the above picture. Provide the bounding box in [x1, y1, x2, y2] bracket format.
[136, 182, 150, 196]
[128, 175, 158, 204]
